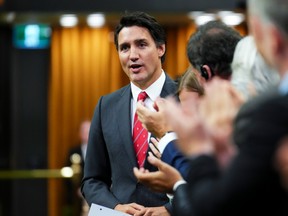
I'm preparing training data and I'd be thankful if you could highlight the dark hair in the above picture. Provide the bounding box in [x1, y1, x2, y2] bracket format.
[114, 11, 167, 63]
[177, 66, 205, 96]
[187, 20, 242, 79]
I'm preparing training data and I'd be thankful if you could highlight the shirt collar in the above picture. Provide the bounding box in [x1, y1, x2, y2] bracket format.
[131, 70, 166, 101]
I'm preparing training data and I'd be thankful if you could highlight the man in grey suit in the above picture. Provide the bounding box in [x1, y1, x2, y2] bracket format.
[81, 11, 177, 216]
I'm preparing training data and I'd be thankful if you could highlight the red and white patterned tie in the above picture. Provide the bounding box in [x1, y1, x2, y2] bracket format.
[133, 91, 148, 167]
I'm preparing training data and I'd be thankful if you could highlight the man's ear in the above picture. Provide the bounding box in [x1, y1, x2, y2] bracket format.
[201, 65, 213, 81]
[158, 44, 165, 58]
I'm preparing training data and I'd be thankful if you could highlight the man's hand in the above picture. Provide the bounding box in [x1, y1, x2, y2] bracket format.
[134, 206, 170, 216]
[136, 100, 170, 139]
[158, 97, 214, 157]
[134, 152, 183, 194]
[114, 203, 145, 215]
[199, 78, 243, 168]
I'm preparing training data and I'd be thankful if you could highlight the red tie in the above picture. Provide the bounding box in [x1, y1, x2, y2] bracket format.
[133, 91, 148, 167]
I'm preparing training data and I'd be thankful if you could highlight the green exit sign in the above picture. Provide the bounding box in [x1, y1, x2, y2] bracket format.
[13, 24, 51, 49]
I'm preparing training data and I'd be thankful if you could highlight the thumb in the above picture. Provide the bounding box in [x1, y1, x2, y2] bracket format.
[154, 97, 166, 111]
[136, 101, 145, 110]
[147, 152, 165, 170]
[136, 101, 146, 116]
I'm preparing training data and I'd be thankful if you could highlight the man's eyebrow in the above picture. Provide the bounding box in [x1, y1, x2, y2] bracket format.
[118, 42, 129, 47]
[119, 39, 147, 46]
[135, 38, 148, 43]
[119, 42, 128, 45]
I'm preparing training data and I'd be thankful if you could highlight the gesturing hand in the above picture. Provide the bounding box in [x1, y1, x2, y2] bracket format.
[134, 152, 183, 194]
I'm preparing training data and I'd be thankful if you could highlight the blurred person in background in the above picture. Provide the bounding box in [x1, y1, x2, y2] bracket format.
[136, 20, 242, 176]
[135, 0, 288, 215]
[187, 20, 242, 83]
[231, 35, 280, 100]
[66, 120, 91, 216]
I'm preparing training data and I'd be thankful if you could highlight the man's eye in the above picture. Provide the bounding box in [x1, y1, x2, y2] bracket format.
[120, 45, 129, 51]
[139, 43, 147, 48]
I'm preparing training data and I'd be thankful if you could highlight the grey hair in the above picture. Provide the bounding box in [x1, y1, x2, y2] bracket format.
[248, 0, 288, 35]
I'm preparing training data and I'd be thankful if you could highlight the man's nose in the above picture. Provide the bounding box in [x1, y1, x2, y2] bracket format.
[129, 47, 139, 60]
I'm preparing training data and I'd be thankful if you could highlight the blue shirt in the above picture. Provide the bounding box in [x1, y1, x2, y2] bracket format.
[278, 73, 288, 95]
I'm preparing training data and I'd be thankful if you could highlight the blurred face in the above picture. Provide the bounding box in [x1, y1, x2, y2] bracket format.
[179, 89, 199, 113]
[80, 121, 91, 144]
[117, 26, 165, 89]
[248, 14, 275, 69]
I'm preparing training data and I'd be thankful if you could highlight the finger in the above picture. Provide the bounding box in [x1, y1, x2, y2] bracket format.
[149, 144, 161, 158]
[133, 207, 147, 216]
[136, 102, 146, 117]
[153, 100, 159, 111]
[133, 167, 155, 181]
[133, 167, 148, 177]
[133, 167, 143, 179]
[150, 137, 159, 147]
[130, 203, 145, 211]
[154, 98, 163, 111]
[147, 152, 166, 169]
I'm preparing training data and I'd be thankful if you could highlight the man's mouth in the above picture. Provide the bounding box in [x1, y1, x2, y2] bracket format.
[130, 64, 142, 73]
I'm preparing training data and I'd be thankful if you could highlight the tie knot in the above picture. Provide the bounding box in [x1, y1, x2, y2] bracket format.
[137, 91, 148, 102]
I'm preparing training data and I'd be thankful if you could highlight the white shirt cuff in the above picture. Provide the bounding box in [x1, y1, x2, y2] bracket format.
[173, 179, 187, 192]
[158, 132, 178, 154]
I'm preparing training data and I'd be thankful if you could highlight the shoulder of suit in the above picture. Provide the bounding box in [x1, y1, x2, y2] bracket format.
[101, 84, 131, 100]
[163, 74, 178, 92]
[164, 73, 176, 83]
[164, 72, 177, 86]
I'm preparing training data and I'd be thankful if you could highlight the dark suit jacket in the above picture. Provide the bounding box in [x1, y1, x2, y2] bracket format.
[161, 140, 190, 179]
[172, 88, 288, 216]
[81, 74, 177, 210]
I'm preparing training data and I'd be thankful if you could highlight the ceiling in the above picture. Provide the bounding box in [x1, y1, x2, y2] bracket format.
[0, 9, 248, 29]
[0, 0, 246, 27]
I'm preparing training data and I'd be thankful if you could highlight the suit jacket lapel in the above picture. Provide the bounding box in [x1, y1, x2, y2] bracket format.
[116, 85, 138, 167]
[160, 74, 177, 98]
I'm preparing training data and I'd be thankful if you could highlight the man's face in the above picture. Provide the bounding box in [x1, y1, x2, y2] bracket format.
[117, 26, 165, 89]
[248, 14, 275, 69]
[80, 121, 91, 144]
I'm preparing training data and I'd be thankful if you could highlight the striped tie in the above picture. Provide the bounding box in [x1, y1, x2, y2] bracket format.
[133, 91, 148, 167]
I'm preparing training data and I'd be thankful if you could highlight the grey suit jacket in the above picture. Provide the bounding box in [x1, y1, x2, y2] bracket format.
[82, 74, 177, 210]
